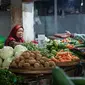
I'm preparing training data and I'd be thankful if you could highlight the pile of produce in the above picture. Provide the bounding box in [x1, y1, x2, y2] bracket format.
[0, 69, 23, 85]
[0, 46, 14, 69]
[0, 38, 81, 69]
[61, 38, 80, 44]
[39, 40, 67, 58]
[0, 45, 28, 69]
[21, 42, 38, 51]
[54, 50, 79, 63]
[10, 51, 56, 70]
[48, 49, 80, 66]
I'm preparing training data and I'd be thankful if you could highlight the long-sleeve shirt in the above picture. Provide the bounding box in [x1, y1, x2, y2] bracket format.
[8, 40, 22, 48]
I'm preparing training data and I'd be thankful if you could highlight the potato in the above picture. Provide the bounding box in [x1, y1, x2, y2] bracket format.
[28, 51, 32, 54]
[40, 60, 45, 64]
[36, 54, 42, 60]
[37, 61, 40, 64]
[36, 53, 42, 57]
[31, 51, 36, 54]
[29, 57, 35, 60]
[30, 53, 36, 58]
[19, 56, 24, 61]
[25, 59, 29, 63]
[21, 51, 30, 59]
[35, 51, 40, 54]
[10, 61, 17, 68]
[23, 63, 30, 68]
[40, 64, 44, 68]
[15, 57, 20, 64]
[34, 63, 40, 68]
[44, 62, 49, 68]
[41, 57, 49, 62]
[21, 51, 27, 56]
[18, 60, 25, 68]
[24, 54, 30, 59]
[28, 59, 36, 64]
[24, 55, 29, 59]
[49, 61, 56, 68]
[29, 66, 34, 69]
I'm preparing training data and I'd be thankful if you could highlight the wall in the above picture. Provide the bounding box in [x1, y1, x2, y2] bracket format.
[0, 11, 11, 37]
[57, 14, 85, 34]
[34, 14, 85, 36]
[34, 16, 55, 36]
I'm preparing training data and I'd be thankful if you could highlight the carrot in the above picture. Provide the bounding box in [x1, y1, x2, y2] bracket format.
[57, 52, 69, 56]
[51, 57, 60, 63]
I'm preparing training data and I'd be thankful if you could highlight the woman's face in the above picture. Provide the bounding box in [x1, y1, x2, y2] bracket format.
[16, 28, 24, 38]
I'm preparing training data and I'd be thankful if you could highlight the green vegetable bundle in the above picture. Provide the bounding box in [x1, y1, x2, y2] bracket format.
[0, 69, 24, 85]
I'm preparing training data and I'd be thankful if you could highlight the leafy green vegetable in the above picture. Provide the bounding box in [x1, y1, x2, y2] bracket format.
[22, 42, 38, 51]
[58, 43, 66, 49]
[0, 69, 24, 85]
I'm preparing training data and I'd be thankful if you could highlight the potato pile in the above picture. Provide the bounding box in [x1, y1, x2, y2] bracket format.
[10, 51, 56, 70]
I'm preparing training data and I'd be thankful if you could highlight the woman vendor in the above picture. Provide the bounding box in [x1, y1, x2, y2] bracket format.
[5, 25, 24, 48]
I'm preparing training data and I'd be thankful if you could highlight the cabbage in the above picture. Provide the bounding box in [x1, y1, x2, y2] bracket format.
[14, 45, 28, 57]
[0, 46, 14, 59]
[2, 57, 14, 69]
[15, 51, 24, 57]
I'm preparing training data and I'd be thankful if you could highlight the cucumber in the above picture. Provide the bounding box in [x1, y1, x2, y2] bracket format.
[74, 44, 85, 47]
[70, 49, 83, 59]
[69, 77, 85, 85]
[52, 67, 75, 85]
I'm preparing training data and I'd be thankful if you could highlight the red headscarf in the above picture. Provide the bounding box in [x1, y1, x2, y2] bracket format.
[5, 25, 24, 46]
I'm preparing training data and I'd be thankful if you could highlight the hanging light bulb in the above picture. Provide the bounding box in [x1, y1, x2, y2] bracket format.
[81, 0, 83, 6]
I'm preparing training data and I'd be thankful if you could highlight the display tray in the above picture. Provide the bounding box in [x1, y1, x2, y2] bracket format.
[54, 33, 69, 38]
[9, 68, 52, 74]
[9, 60, 80, 74]
[56, 60, 80, 67]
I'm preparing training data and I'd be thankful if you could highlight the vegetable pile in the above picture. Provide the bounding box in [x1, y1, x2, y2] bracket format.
[10, 51, 56, 69]
[0, 46, 14, 69]
[0, 45, 28, 69]
[0, 37, 82, 69]
[52, 50, 79, 63]
[0, 69, 23, 85]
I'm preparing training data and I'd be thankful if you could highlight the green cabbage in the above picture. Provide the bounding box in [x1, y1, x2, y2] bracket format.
[2, 57, 14, 69]
[14, 45, 28, 57]
[0, 46, 14, 59]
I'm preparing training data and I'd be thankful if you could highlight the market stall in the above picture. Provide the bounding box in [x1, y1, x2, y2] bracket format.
[0, 35, 85, 84]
